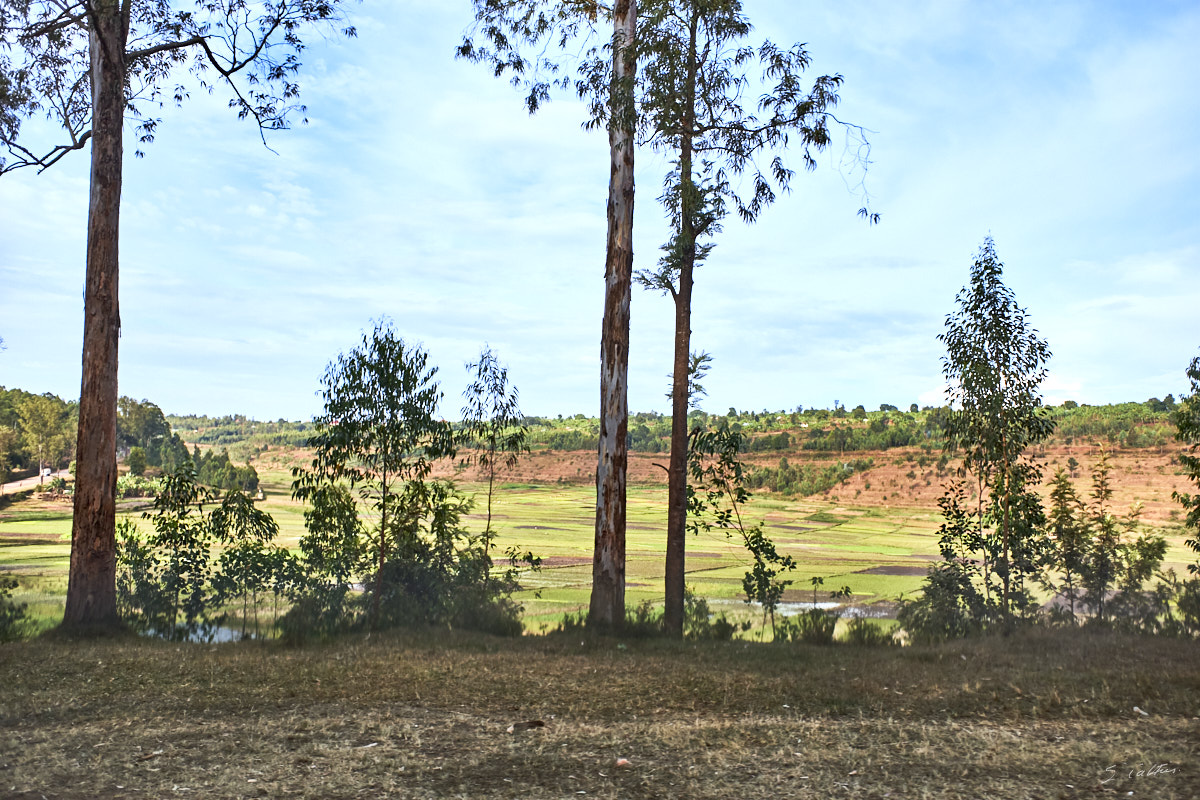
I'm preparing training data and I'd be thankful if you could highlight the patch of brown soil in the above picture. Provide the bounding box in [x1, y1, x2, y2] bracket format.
[256, 443, 1193, 525]
[539, 556, 591, 568]
[856, 565, 930, 576]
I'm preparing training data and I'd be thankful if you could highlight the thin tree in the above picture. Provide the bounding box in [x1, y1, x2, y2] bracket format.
[1, 0, 358, 631]
[939, 237, 1054, 622]
[460, 0, 638, 629]
[1044, 467, 1089, 622]
[461, 346, 529, 542]
[630, 0, 876, 636]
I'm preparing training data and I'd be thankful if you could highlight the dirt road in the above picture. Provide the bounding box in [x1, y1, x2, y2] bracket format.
[1, 469, 69, 495]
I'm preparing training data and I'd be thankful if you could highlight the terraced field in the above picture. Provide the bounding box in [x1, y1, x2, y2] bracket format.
[3, 444, 1195, 634]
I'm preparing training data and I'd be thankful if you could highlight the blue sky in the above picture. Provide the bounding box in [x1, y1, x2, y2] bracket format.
[2, 0, 1198, 421]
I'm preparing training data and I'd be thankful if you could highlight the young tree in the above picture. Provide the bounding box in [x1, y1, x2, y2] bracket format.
[2, 0, 358, 631]
[292, 321, 456, 629]
[937, 237, 1054, 623]
[1173, 350, 1200, 570]
[686, 423, 794, 637]
[631, 0, 876, 636]
[1044, 467, 1089, 623]
[125, 446, 147, 478]
[461, 347, 529, 539]
[460, 1, 637, 629]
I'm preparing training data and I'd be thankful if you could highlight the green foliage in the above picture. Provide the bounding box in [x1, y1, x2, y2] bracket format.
[839, 616, 895, 647]
[17, 392, 74, 475]
[115, 474, 161, 499]
[775, 609, 837, 645]
[371, 481, 526, 635]
[897, 561, 986, 644]
[460, 347, 529, 538]
[276, 483, 363, 641]
[117, 397, 169, 456]
[0, 575, 30, 642]
[1172, 351, 1200, 571]
[288, 323, 534, 639]
[117, 397, 195, 470]
[683, 588, 746, 641]
[116, 463, 290, 640]
[746, 456, 873, 497]
[687, 425, 795, 634]
[293, 321, 456, 629]
[194, 448, 259, 493]
[934, 237, 1054, 624]
[125, 446, 147, 477]
[1043, 468, 1090, 623]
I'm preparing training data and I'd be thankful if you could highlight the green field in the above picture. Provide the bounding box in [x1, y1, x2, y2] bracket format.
[5, 459, 1197, 635]
[0, 464, 951, 633]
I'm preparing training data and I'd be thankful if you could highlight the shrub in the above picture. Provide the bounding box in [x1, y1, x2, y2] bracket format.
[896, 562, 986, 644]
[839, 616, 894, 646]
[776, 609, 837, 645]
[684, 589, 747, 641]
[0, 576, 30, 642]
[116, 474, 161, 499]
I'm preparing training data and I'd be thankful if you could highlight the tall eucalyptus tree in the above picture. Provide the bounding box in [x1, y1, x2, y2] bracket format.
[628, 0, 877, 636]
[1, 0, 358, 630]
[460, 0, 638, 628]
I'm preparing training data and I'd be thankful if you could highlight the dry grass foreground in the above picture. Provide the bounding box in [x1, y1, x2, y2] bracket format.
[2, 628, 1197, 799]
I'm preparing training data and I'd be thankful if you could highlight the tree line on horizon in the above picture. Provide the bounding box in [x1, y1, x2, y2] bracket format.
[1, 386, 1181, 490]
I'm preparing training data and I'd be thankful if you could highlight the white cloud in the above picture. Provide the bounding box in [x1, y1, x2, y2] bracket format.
[2, 0, 1197, 420]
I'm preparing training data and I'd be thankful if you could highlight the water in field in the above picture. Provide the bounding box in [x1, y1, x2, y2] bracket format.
[766, 601, 892, 619]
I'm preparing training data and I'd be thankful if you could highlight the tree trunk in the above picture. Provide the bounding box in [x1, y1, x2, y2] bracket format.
[62, 3, 127, 630]
[662, 13, 699, 639]
[590, 0, 637, 631]
[662, 250, 694, 636]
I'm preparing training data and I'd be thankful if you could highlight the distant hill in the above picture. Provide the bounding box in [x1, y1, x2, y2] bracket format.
[168, 399, 1181, 466]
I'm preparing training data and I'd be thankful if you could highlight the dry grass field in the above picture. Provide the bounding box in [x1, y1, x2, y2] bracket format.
[2, 627, 1198, 799]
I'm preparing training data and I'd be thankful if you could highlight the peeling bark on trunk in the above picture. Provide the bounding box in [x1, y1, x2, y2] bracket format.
[62, 3, 128, 630]
[590, 0, 637, 631]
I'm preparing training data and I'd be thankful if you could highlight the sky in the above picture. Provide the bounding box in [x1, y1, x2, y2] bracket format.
[2, 0, 1198, 422]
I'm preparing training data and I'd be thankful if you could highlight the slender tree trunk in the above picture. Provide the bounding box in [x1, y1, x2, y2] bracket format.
[1000, 424, 1010, 619]
[590, 0, 637, 631]
[62, 4, 127, 630]
[662, 14, 699, 639]
[662, 252, 694, 636]
[372, 466, 388, 629]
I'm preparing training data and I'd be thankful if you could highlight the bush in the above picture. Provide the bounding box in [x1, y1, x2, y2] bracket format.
[0, 575, 30, 642]
[839, 616, 895, 646]
[684, 590, 746, 641]
[117, 465, 288, 640]
[285, 480, 534, 639]
[116, 474, 161, 499]
[776, 609, 838, 645]
[896, 562, 987, 643]
[41, 476, 67, 494]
